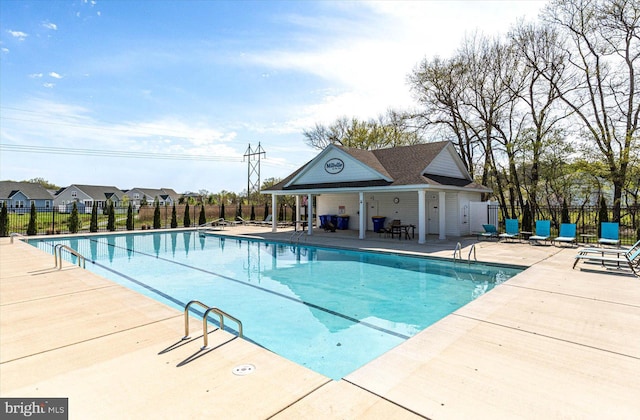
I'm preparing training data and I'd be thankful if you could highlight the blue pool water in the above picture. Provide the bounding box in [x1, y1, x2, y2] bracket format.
[31, 232, 522, 379]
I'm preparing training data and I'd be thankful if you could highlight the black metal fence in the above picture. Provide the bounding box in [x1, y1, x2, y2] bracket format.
[0, 204, 289, 237]
[492, 204, 639, 245]
[3, 204, 638, 244]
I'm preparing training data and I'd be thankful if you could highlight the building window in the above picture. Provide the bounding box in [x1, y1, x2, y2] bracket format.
[71, 191, 77, 198]
[45, 201, 50, 208]
[133, 193, 140, 199]
[16, 200, 24, 208]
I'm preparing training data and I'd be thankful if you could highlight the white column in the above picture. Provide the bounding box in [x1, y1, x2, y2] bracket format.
[418, 189, 426, 244]
[295, 195, 300, 222]
[307, 193, 313, 235]
[271, 194, 277, 232]
[359, 191, 365, 239]
[438, 191, 446, 240]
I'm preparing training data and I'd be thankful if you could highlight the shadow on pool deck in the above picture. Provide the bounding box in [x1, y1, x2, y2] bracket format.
[1, 228, 639, 419]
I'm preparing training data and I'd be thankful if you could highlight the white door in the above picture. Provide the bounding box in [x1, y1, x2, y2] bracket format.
[427, 198, 440, 234]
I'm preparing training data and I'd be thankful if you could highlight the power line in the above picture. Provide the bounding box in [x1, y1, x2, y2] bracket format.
[0, 144, 244, 162]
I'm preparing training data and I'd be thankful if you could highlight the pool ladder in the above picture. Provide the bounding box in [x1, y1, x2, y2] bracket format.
[54, 244, 86, 270]
[183, 300, 243, 349]
[453, 242, 477, 264]
[290, 230, 307, 243]
[10, 233, 27, 244]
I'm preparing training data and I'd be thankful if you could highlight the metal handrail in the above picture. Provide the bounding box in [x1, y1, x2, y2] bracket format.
[183, 300, 243, 349]
[54, 244, 86, 269]
[10, 233, 27, 244]
[453, 242, 462, 260]
[468, 243, 477, 263]
[183, 300, 209, 339]
[202, 307, 243, 349]
[290, 230, 306, 243]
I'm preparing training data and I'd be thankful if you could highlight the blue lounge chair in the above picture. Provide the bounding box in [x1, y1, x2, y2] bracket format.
[553, 223, 577, 247]
[478, 224, 498, 240]
[598, 222, 621, 247]
[529, 220, 550, 245]
[499, 219, 520, 242]
[574, 247, 640, 276]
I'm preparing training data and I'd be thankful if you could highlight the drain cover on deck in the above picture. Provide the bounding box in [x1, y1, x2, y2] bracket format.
[232, 364, 255, 376]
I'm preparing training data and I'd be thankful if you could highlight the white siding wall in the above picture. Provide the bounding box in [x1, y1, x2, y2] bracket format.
[318, 192, 421, 231]
[445, 193, 460, 236]
[294, 149, 384, 185]
[316, 194, 360, 229]
[424, 149, 464, 179]
[318, 190, 483, 236]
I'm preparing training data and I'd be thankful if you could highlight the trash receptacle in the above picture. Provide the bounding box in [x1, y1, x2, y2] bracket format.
[329, 215, 338, 227]
[319, 215, 329, 229]
[336, 215, 350, 230]
[372, 216, 386, 232]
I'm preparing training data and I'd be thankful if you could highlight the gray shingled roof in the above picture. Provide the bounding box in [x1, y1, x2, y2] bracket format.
[0, 181, 54, 200]
[71, 185, 124, 200]
[264, 141, 489, 192]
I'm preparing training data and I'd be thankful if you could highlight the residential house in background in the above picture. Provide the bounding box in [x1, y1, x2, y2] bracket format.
[0, 181, 54, 213]
[123, 188, 180, 209]
[53, 184, 124, 213]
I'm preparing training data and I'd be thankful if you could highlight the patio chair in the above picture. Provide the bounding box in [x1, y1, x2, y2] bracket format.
[231, 216, 248, 226]
[573, 240, 640, 269]
[477, 224, 499, 240]
[553, 223, 577, 247]
[257, 214, 273, 226]
[579, 239, 640, 256]
[378, 219, 400, 237]
[324, 220, 336, 232]
[573, 246, 640, 276]
[598, 222, 621, 247]
[499, 219, 520, 242]
[529, 220, 551, 245]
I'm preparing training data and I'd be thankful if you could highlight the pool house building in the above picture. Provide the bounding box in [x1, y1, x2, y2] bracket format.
[263, 141, 493, 243]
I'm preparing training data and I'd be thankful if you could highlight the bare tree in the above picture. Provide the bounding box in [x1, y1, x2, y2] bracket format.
[302, 114, 421, 151]
[510, 21, 571, 216]
[541, 0, 640, 221]
[408, 55, 481, 176]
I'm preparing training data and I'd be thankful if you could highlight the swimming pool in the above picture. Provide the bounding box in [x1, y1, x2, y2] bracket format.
[31, 231, 522, 380]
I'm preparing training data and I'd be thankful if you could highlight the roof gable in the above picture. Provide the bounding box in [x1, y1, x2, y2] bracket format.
[423, 142, 471, 180]
[264, 141, 490, 193]
[63, 185, 124, 201]
[0, 181, 53, 200]
[284, 144, 392, 188]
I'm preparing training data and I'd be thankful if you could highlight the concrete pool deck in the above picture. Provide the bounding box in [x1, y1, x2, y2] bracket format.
[1, 227, 639, 419]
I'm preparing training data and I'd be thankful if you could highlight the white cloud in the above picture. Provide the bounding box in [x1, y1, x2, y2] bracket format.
[42, 22, 58, 30]
[1, 48, 8, 53]
[246, 0, 545, 127]
[49, 72, 63, 79]
[1, 99, 243, 159]
[29, 73, 43, 78]
[43, 83, 55, 88]
[7, 30, 28, 41]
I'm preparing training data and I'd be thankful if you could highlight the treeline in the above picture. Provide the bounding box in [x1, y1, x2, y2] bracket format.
[304, 0, 639, 223]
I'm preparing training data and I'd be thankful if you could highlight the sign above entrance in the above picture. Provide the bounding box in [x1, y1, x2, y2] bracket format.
[324, 158, 344, 174]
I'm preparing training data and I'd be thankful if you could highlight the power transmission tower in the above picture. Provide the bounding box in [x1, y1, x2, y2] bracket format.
[244, 143, 266, 204]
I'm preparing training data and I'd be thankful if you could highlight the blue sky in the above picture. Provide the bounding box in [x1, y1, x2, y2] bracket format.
[0, 0, 545, 194]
